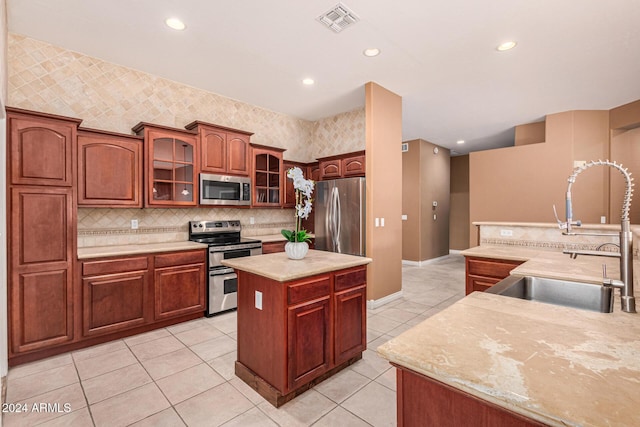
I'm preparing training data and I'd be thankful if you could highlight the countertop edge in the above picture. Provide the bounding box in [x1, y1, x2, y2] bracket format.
[77, 241, 208, 259]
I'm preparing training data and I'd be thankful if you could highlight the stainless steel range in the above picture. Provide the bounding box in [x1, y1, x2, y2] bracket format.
[189, 220, 262, 316]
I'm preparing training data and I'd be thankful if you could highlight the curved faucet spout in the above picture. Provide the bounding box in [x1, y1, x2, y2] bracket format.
[561, 160, 636, 313]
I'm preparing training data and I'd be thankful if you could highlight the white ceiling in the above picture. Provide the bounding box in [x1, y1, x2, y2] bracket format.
[7, 0, 640, 155]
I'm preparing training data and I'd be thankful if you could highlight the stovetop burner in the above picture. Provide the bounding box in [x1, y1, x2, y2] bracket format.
[188, 220, 261, 247]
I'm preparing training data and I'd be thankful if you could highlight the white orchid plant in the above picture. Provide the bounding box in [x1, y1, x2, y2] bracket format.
[281, 167, 314, 243]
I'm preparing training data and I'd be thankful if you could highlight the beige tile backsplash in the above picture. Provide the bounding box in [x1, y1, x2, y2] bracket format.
[478, 223, 640, 257]
[8, 33, 365, 247]
[78, 208, 296, 248]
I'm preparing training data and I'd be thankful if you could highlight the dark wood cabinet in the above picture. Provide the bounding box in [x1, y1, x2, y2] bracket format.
[185, 121, 252, 177]
[465, 256, 524, 294]
[395, 365, 547, 427]
[252, 144, 285, 207]
[333, 268, 367, 364]
[153, 250, 206, 320]
[7, 108, 79, 362]
[77, 129, 143, 207]
[317, 151, 365, 181]
[133, 123, 198, 207]
[81, 256, 150, 337]
[235, 264, 367, 407]
[282, 160, 307, 208]
[262, 240, 287, 254]
[7, 108, 81, 187]
[287, 294, 331, 390]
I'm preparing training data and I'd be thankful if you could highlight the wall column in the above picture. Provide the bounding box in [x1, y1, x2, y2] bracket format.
[365, 82, 402, 302]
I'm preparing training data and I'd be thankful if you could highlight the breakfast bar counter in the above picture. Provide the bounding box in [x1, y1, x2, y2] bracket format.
[222, 250, 372, 407]
[378, 252, 640, 426]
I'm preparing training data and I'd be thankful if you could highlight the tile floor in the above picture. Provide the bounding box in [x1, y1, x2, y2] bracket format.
[3, 255, 465, 427]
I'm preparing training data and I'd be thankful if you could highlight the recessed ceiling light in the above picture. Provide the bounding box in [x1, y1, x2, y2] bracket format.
[457, 140, 465, 144]
[363, 48, 380, 57]
[302, 78, 315, 86]
[497, 41, 517, 51]
[165, 18, 186, 31]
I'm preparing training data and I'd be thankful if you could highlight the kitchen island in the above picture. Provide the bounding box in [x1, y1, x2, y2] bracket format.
[221, 249, 372, 407]
[378, 249, 640, 426]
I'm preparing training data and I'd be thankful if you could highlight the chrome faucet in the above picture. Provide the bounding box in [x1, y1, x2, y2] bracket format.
[554, 160, 636, 313]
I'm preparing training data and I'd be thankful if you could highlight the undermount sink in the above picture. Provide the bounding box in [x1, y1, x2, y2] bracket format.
[487, 275, 614, 313]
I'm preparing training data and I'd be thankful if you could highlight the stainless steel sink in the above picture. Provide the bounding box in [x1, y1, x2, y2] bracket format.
[487, 275, 614, 313]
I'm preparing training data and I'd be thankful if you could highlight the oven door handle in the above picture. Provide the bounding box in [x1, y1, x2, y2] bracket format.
[214, 273, 238, 281]
[211, 267, 236, 276]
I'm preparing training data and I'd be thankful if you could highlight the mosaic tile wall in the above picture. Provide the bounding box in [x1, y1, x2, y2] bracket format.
[8, 34, 365, 246]
[312, 107, 365, 158]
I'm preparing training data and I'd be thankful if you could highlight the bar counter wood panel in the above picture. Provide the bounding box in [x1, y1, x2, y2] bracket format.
[395, 365, 547, 427]
[235, 265, 367, 407]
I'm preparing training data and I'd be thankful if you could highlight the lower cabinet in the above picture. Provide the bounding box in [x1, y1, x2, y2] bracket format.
[81, 256, 150, 337]
[465, 256, 524, 294]
[287, 295, 331, 390]
[8, 248, 206, 366]
[334, 285, 366, 364]
[154, 251, 206, 320]
[236, 265, 367, 407]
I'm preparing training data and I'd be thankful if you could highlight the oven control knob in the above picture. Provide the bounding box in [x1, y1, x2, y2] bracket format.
[198, 224, 203, 228]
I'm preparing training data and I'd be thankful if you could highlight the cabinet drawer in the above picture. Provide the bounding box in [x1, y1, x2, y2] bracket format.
[466, 257, 522, 279]
[334, 267, 367, 292]
[262, 241, 286, 254]
[288, 276, 332, 305]
[82, 257, 148, 276]
[154, 250, 205, 268]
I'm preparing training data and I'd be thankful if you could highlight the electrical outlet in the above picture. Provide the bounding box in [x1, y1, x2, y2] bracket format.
[255, 291, 262, 310]
[601, 216, 606, 224]
[401, 214, 408, 220]
[381, 218, 385, 227]
[433, 214, 437, 221]
[500, 229, 513, 237]
[375, 218, 380, 227]
[249, 217, 255, 225]
[131, 219, 139, 230]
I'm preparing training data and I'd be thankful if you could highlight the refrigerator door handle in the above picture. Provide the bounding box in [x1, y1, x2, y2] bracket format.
[326, 187, 333, 246]
[331, 186, 339, 252]
[334, 188, 341, 253]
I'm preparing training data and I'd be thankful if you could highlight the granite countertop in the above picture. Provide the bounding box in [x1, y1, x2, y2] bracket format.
[221, 249, 371, 282]
[379, 248, 639, 426]
[77, 241, 208, 259]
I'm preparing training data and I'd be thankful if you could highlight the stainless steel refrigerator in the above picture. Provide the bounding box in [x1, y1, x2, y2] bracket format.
[314, 177, 365, 256]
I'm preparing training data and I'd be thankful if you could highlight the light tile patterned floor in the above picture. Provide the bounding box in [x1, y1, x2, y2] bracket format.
[3, 255, 465, 427]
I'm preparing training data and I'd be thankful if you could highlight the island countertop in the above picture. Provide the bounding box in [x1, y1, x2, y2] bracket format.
[378, 251, 640, 426]
[221, 249, 372, 282]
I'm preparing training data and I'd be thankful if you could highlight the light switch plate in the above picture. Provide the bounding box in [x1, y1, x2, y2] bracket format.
[401, 214, 408, 220]
[131, 219, 139, 229]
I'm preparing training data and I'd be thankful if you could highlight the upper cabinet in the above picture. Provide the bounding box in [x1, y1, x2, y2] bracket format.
[77, 129, 143, 207]
[318, 151, 365, 181]
[7, 108, 81, 187]
[133, 123, 198, 207]
[185, 121, 253, 177]
[252, 143, 285, 207]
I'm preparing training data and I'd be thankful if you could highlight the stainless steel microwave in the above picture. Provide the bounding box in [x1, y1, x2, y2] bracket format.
[199, 173, 251, 206]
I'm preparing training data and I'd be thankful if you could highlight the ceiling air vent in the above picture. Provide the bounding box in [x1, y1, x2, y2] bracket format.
[317, 3, 359, 33]
[401, 143, 409, 152]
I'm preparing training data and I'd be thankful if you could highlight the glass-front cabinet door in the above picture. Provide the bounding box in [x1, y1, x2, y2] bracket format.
[251, 144, 285, 207]
[134, 123, 198, 207]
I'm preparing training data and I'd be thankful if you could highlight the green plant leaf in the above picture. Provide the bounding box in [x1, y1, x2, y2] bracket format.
[281, 229, 295, 242]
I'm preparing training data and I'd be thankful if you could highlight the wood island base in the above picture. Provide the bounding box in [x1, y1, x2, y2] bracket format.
[235, 354, 362, 407]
